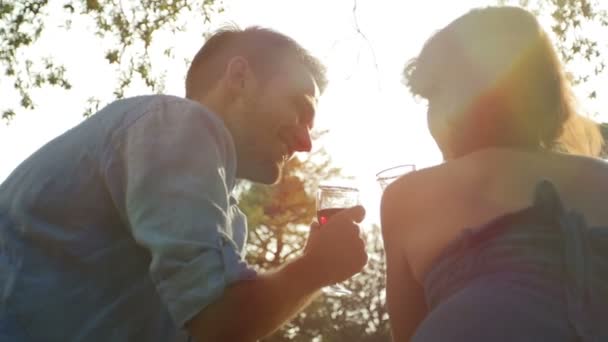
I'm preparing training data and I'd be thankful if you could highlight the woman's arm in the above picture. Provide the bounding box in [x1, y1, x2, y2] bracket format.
[381, 187, 428, 341]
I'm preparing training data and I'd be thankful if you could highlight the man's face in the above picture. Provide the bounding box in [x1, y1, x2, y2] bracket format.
[234, 59, 319, 184]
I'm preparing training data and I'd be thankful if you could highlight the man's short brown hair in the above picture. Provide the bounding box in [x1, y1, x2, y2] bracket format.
[186, 25, 327, 98]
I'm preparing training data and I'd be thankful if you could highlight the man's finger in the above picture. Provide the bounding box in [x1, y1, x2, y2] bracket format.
[339, 205, 366, 223]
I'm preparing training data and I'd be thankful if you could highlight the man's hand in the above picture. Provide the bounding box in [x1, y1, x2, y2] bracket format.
[186, 206, 366, 341]
[303, 205, 367, 286]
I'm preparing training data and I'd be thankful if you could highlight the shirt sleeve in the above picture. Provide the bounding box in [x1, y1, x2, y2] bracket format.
[104, 97, 256, 327]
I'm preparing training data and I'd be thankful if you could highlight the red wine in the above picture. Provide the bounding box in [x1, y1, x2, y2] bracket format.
[317, 208, 345, 225]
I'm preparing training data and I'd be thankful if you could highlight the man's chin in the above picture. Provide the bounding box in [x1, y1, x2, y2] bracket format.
[247, 164, 282, 185]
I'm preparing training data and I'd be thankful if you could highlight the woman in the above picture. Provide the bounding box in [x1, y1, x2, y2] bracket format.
[381, 6, 607, 341]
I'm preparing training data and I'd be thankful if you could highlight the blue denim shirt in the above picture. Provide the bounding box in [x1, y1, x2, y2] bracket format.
[0, 95, 256, 341]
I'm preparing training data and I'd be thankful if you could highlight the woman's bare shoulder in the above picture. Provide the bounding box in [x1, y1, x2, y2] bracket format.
[380, 151, 491, 221]
[387, 150, 492, 190]
[379, 148, 550, 222]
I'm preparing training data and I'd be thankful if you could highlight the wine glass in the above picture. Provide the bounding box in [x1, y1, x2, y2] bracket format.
[316, 184, 360, 296]
[375, 164, 416, 191]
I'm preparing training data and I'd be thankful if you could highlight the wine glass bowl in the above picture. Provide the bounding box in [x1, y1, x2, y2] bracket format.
[375, 164, 416, 191]
[315, 184, 360, 296]
[316, 185, 360, 225]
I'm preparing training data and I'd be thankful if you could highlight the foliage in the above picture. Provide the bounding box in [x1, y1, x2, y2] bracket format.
[0, 0, 223, 121]
[498, 0, 608, 104]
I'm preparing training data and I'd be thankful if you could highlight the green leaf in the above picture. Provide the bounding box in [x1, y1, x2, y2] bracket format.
[2, 109, 15, 121]
[105, 49, 120, 64]
[86, 0, 101, 12]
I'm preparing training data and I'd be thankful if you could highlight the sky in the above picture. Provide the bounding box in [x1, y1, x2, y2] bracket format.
[1, 0, 606, 225]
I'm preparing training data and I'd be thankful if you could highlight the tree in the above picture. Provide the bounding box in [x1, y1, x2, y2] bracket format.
[0, 0, 223, 121]
[238, 153, 339, 271]
[497, 0, 608, 111]
[237, 142, 390, 341]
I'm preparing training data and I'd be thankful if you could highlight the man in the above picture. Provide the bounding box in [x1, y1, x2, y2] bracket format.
[0, 26, 367, 341]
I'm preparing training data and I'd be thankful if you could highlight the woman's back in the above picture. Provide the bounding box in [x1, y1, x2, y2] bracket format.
[384, 147, 608, 282]
[484, 149, 608, 226]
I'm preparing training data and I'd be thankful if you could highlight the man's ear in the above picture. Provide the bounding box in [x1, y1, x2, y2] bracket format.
[225, 56, 255, 95]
